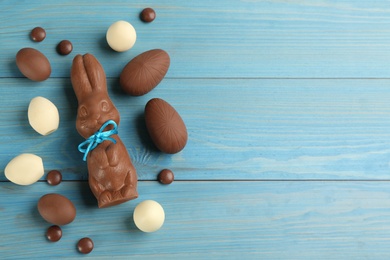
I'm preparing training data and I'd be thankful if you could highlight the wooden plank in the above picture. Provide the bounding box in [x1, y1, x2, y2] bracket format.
[1, 181, 390, 259]
[1, 78, 390, 181]
[5, 0, 390, 259]
[3, 0, 390, 78]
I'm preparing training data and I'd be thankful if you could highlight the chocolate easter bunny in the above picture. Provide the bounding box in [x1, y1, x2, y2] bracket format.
[71, 53, 138, 208]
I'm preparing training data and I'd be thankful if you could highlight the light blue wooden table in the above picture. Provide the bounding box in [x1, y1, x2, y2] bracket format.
[2, 1, 390, 259]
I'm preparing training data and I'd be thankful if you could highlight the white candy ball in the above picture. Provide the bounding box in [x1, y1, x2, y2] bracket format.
[133, 200, 165, 232]
[28, 96, 59, 135]
[5, 153, 44, 185]
[106, 20, 137, 52]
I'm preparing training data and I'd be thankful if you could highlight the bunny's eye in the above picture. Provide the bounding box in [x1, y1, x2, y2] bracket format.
[79, 106, 88, 117]
[100, 100, 110, 112]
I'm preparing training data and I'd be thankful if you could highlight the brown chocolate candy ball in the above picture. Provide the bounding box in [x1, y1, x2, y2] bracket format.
[77, 237, 94, 254]
[158, 169, 174, 184]
[57, 40, 73, 55]
[46, 170, 62, 186]
[30, 27, 46, 42]
[140, 8, 156, 23]
[46, 225, 62, 242]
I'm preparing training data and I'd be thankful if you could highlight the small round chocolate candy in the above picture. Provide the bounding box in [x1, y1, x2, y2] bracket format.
[140, 8, 156, 23]
[106, 20, 136, 52]
[57, 40, 73, 55]
[133, 200, 165, 232]
[46, 225, 62, 242]
[77, 237, 94, 254]
[46, 170, 62, 186]
[30, 27, 46, 42]
[158, 169, 174, 184]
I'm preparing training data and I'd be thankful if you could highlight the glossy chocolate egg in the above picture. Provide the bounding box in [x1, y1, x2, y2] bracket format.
[145, 98, 187, 153]
[120, 49, 170, 96]
[37, 193, 76, 225]
[16, 48, 51, 81]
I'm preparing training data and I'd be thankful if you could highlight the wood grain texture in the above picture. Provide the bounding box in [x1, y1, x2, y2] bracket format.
[2, 0, 390, 259]
[1, 78, 390, 181]
[2, 181, 390, 259]
[3, 0, 390, 78]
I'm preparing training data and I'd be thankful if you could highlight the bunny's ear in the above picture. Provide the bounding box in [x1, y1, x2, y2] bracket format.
[71, 54, 93, 98]
[82, 53, 107, 92]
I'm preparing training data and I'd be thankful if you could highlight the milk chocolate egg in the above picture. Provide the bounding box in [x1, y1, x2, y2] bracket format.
[145, 98, 187, 153]
[16, 48, 51, 81]
[120, 49, 170, 96]
[37, 193, 76, 225]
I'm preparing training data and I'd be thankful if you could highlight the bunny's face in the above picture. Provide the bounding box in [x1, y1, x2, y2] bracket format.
[76, 95, 120, 138]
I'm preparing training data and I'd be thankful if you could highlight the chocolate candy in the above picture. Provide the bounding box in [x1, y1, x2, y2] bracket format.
[57, 40, 73, 55]
[30, 27, 46, 42]
[120, 49, 170, 96]
[140, 8, 156, 23]
[28, 96, 60, 135]
[145, 98, 187, 153]
[158, 169, 174, 184]
[46, 225, 62, 242]
[133, 200, 165, 232]
[46, 170, 62, 186]
[37, 193, 76, 225]
[106, 20, 136, 52]
[5, 153, 44, 185]
[16, 48, 51, 81]
[77, 237, 94, 254]
[71, 54, 138, 208]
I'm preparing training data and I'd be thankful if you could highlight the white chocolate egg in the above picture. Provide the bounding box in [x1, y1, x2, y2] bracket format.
[28, 96, 59, 135]
[5, 153, 44, 185]
[106, 20, 137, 52]
[133, 200, 165, 232]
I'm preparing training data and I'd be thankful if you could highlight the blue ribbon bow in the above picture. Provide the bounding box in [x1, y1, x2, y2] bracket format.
[78, 120, 118, 161]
